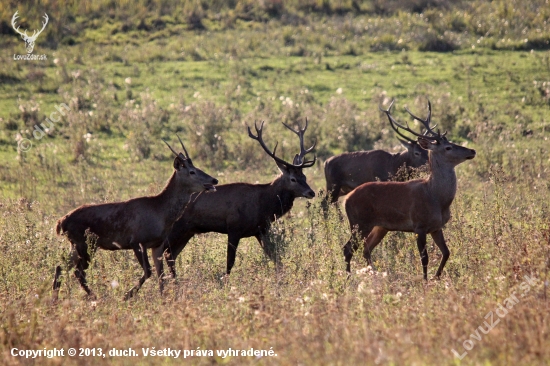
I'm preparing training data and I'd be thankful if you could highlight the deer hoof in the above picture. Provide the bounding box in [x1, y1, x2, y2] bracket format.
[219, 274, 230, 284]
[123, 290, 135, 301]
[51, 289, 60, 303]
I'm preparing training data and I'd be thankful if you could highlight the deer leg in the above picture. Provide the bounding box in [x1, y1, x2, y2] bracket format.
[328, 184, 341, 204]
[415, 232, 429, 280]
[430, 230, 450, 278]
[152, 244, 166, 295]
[343, 239, 354, 273]
[343, 237, 362, 273]
[363, 226, 388, 268]
[68, 243, 93, 297]
[124, 243, 152, 300]
[51, 265, 64, 302]
[320, 191, 330, 217]
[226, 233, 241, 275]
[165, 231, 195, 280]
[52, 246, 78, 301]
[344, 224, 376, 273]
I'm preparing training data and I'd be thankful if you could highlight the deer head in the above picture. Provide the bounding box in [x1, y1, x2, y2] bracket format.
[12, 11, 49, 54]
[248, 120, 316, 199]
[381, 100, 475, 167]
[163, 135, 218, 192]
[381, 99, 438, 165]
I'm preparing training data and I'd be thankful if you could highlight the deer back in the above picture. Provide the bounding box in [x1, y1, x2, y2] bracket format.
[56, 137, 218, 250]
[169, 181, 295, 239]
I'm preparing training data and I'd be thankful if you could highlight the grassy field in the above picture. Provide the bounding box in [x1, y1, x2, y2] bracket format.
[1, 1, 550, 365]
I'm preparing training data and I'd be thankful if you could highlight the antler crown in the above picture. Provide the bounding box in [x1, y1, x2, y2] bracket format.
[248, 120, 316, 169]
[380, 99, 445, 142]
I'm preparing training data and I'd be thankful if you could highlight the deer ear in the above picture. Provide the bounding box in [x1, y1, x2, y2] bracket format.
[417, 137, 436, 150]
[397, 138, 412, 151]
[275, 160, 289, 174]
[173, 157, 184, 170]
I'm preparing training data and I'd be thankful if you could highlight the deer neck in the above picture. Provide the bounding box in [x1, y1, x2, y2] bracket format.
[157, 171, 194, 224]
[426, 153, 457, 209]
[394, 151, 411, 171]
[269, 176, 296, 218]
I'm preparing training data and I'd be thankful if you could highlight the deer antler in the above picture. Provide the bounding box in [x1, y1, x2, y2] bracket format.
[31, 13, 49, 39]
[248, 121, 315, 168]
[11, 11, 28, 39]
[163, 135, 191, 160]
[381, 100, 416, 143]
[162, 139, 179, 157]
[176, 134, 190, 159]
[380, 99, 441, 141]
[404, 100, 444, 137]
[282, 118, 316, 166]
[11, 11, 48, 41]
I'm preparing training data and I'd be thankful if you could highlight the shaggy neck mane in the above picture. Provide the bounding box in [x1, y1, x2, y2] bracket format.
[270, 175, 296, 218]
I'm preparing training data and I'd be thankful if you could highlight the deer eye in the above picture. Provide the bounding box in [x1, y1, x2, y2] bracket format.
[189, 170, 196, 175]
[445, 146, 452, 151]
[290, 177, 297, 183]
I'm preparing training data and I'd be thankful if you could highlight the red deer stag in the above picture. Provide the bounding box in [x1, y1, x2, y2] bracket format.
[343, 100, 476, 279]
[53, 137, 218, 300]
[324, 102, 436, 204]
[156, 120, 316, 280]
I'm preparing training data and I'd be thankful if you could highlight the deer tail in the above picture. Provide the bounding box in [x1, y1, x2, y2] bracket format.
[56, 216, 67, 235]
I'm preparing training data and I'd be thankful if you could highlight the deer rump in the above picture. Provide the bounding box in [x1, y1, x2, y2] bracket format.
[344, 179, 452, 235]
[325, 149, 420, 196]
[57, 198, 171, 252]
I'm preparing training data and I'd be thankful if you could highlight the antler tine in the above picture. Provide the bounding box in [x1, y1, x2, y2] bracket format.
[300, 155, 317, 168]
[427, 100, 432, 124]
[248, 121, 291, 167]
[421, 123, 438, 135]
[380, 99, 426, 140]
[176, 134, 190, 159]
[282, 118, 316, 162]
[404, 100, 438, 136]
[30, 13, 48, 39]
[162, 139, 179, 158]
[248, 121, 311, 168]
[300, 117, 316, 156]
[37, 13, 48, 35]
[380, 99, 416, 143]
[11, 11, 27, 37]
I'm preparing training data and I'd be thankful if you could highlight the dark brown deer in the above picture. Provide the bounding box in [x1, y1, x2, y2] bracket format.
[324, 100, 434, 204]
[156, 120, 316, 280]
[343, 100, 476, 279]
[53, 137, 218, 300]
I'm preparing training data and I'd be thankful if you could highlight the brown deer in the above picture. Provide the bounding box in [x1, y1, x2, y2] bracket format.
[156, 120, 316, 280]
[53, 137, 218, 300]
[324, 101, 434, 204]
[343, 100, 476, 279]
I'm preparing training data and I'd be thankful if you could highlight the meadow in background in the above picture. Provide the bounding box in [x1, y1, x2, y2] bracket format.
[0, 0, 549, 364]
